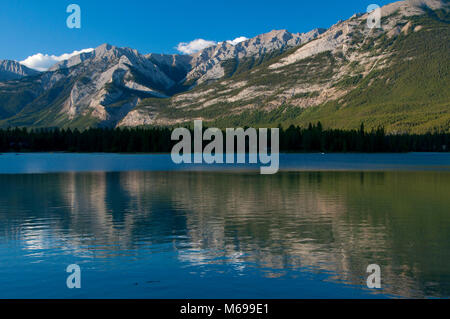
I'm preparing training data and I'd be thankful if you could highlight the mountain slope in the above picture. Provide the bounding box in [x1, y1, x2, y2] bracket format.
[293, 11, 450, 133]
[0, 0, 448, 133]
[0, 44, 179, 128]
[0, 28, 322, 129]
[0, 60, 40, 81]
[183, 29, 325, 85]
[120, 0, 449, 133]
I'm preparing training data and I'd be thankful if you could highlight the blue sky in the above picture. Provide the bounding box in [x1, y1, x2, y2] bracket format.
[0, 0, 395, 62]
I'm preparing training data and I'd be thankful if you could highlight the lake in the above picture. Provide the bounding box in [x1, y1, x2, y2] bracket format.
[0, 153, 449, 298]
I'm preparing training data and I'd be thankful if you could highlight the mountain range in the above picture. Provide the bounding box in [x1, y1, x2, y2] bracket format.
[0, 60, 39, 81]
[0, 0, 449, 133]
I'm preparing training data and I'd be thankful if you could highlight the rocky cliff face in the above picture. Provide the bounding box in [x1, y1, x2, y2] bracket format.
[0, 26, 325, 128]
[0, 0, 448, 132]
[0, 60, 40, 81]
[119, 0, 449, 133]
[1, 44, 180, 127]
[183, 28, 326, 84]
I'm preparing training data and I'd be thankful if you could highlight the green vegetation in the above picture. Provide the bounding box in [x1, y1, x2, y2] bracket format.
[176, 11, 449, 134]
[1, 123, 449, 153]
[0, 9, 448, 135]
[0, 76, 41, 119]
[290, 13, 450, 133]
[221, 49, 285, 78]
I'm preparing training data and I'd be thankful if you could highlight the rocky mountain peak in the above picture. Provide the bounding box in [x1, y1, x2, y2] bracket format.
[96, 43, 114, 52]
[258, 29, 292, 42]
[0, 60, 40, 81]
[183, 28, 326, 84]
[0, 0, 447, 131]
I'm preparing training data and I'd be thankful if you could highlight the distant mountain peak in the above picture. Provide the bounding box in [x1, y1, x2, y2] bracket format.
[96, 43, 114, 51]
[0, 0, 448, 132]
[0, 60, 40, 81]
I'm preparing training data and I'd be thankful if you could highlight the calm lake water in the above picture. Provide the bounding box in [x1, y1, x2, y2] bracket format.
[0, 153, 449, 298]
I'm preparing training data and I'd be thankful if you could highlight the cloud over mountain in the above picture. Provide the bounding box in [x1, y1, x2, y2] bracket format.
[176, 39, 217, 54]
[176, 36, 249, 54]
[20, 48, 94, 71]
[226, 36, 248, 45]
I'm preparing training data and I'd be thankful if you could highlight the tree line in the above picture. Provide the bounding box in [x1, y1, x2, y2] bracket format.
[0, 123, 449, 153]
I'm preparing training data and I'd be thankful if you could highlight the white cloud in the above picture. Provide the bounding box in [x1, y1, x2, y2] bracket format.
[227, 36, 248, 46]
[20, 48, 94, 71]
[176, 39, 217, 54]
[176, 35, 249, 55]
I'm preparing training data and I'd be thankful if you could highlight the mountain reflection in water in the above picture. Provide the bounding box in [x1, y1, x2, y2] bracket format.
[0, 171, 449, 298]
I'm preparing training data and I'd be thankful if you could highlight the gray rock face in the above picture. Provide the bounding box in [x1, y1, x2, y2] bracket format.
[183, 28, 326, 84]
[0, 60, 40, 81]
[119, 0, 449, 128]
[0, 0, 446, 129]
[0, 27, 324, 127]
[270, 0, 446, 69]
[48, 51, 94, 71]
[37, 44, 178, 127]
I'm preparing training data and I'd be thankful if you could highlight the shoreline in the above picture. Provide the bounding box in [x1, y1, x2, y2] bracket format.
[0, 152, 449, 174]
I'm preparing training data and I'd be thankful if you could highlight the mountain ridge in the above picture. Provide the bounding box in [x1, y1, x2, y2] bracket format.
[0, 27, 326, 128]
[0, 60, 40, 81]
[0, 0, 448, 133]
